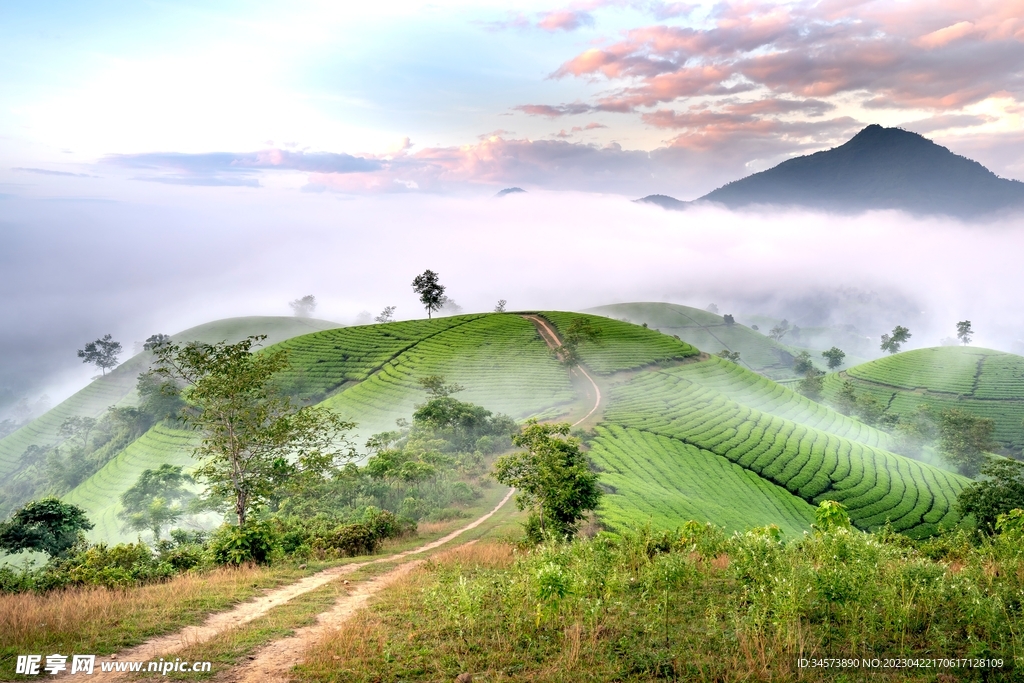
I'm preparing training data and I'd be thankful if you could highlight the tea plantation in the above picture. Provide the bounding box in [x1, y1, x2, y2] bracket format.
[823, 346, 1024, 449]
[2, 311, 982, 542]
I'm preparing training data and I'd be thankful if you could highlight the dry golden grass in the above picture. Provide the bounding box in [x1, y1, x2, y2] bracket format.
[1, 564, 297, 657]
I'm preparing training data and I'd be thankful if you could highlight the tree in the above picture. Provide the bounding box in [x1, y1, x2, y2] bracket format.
[149, 336, 356, 526]
[143, 334, 172, 352]
[723, 314, 735, 325]
[938, 408, 995, 478]
[374, 306, 397, 324]
[834, 380, 858, 415]
[793, 350, 815, 374]
[798, 369, 824, 401]
[768, 319, 791, 341]
[553, 318, 602, 369]
[411, 270, 446, 319]
[880, 325, 911, 354]
[494, 299, 507, 313]
[821, 346, 846, 371]
[0, 498, 93, 557]
[289, 295, 317, 317]
[78, 334, 122, 375]
[118, 464, 195, 539]
[957, 320, 974, 345]
[716, 349, 740, 363]
[493, 420, 601, 541]
[957, 459, 1024, 534]
[705, 303, 719, 314]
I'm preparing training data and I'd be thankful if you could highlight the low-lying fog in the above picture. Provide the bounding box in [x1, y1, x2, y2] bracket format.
[1, 187, 1021, 412]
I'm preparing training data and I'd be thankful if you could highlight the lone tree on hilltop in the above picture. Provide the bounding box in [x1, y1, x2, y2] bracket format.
[494, 299, 507, 313]
[493, 420, 601, 542]
[374, 306, 396, 323]
[78, 334, 122, 375]
[723, 314, 735, 325]
[118, 464, 195, 540]
[143, 333, 172, 352]
[289, 295, 317, 317]
[822, 346, 846, 371]
[148, 336, 357, 527]
[412, 270, 446, 319]
[957, 320, 974, 345]
[0, 498, 93, 558]
[880, 325, 911, 354]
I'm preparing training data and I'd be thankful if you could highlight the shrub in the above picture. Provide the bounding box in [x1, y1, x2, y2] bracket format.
[312, 523, 378, 557]
[210, 520, 279, 565]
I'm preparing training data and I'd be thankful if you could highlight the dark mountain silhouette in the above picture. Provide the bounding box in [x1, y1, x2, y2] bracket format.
[496, 187, 526, 197]
[699, 125, 1024, 217]
[636, 125, 1024, 218]
[636, 194, 687, 210]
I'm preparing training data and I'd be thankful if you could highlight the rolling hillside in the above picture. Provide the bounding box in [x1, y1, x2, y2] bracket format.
[823, 346, 1024, 450]
[0, 317, 340, 497]
[5, 310, 975, 543]
[586, 302, 800, 379]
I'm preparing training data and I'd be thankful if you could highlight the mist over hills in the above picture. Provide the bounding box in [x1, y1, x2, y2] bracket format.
[639, 125, 1024, 218]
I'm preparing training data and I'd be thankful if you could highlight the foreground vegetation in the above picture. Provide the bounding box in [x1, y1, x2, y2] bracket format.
[299, 507, 1024, 682]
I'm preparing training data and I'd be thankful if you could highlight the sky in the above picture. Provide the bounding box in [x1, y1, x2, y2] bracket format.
[1, 0, 1024, 409]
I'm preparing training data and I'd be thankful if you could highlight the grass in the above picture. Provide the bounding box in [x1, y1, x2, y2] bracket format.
[823, 346, 1024, 449]
[295, 528, 1024, 682]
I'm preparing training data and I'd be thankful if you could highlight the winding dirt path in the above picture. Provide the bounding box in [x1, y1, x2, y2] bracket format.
[521, 314, 603, 428]
[78, 489, 514, 681]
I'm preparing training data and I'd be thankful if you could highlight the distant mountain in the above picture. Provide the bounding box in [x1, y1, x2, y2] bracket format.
[635, 194, 687, 210]
[496, 187, 526, 197]
[697, 125, 1024, 217]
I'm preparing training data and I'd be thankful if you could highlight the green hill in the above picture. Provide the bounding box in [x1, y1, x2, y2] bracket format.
[823, 346, 1024, 450]
[0, 317, 340, 504]
[586, 302, 800, 379]
[6, 310, 972, 543]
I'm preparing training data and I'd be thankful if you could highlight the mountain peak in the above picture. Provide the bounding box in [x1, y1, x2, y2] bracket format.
[697, 125, 1023, 218]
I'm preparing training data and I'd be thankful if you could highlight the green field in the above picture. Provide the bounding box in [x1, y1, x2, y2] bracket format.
[587, 302, 799, 378]
[2, 310, 983, 543]
[823, 346, 1024, 449]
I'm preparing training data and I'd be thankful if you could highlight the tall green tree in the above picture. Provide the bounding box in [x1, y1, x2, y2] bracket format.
[880, 326, 911, 354]
[493, 420, 601, 541]
[118, 464, 195, 539]
[0, 498, 93, 557]
[78, 334, 122, 375]
[939, 408, 995, 477]
[149, 336, 356, 526]
[957, 459, 1024, 533]
[957, 320, 974, 345]
[411, 270, 446, 319]
[821, 346, 846, 371]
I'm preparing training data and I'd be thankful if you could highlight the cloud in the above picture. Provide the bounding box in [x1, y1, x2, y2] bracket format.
[541, 0, 1024, 112]
[537, 10, 595, 32]
[12, 167, 98, 178]
[103, 150, 382, 186]
[513, 103, 595, 118]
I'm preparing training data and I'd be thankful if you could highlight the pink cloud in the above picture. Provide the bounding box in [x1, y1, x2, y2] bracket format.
[537, 10, 594, 32]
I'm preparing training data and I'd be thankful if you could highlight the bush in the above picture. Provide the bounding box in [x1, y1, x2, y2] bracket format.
[210, 520, 279, 565]
[312, 523, 378, 557]
[42, 542, 173, 589]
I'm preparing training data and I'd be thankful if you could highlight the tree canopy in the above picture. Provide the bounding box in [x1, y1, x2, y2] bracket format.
[821, 346, 846, 371]
[938, 408, 995, 478]
[411, 270, 446, 319]
[0, 498, 93, 557]
[958, 459, 1024, 534]
[118, 464, 195, 539]
[493, 420, 601, 541]
[880, 326, 911, 354]
[149, 335, 356, 526]
[957, 320, 974, 345]
[77, 334, 122, 375]
[290, 295, 317, 317]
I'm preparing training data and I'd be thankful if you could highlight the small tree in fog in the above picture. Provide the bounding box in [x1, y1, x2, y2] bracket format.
[957, 320, 973, 346]
[118, 464, 194, 540]
[939, 408, 995, 478]
[716, 349, 740, 363]
[798, 369, 824, 401]
[289, 295, 317, 317]
[77, 334, 122, 375]
[143, 334, 172, 352]
[374, 306, 397, 324]
[768, 320, 791, 341]
[705, 303, 719, 314]
[793, 350, 815, 374]
[723, 314, 735, 325]
[880, 325, 911, 354]
[412, 270, 446, 319]
[821, 347, 846, 371]
[494, 299, 507, 313]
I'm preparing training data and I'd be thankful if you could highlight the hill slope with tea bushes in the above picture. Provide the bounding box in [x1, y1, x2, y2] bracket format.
[822, 346, 1024, 450]
[3, 311, 975, 542]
